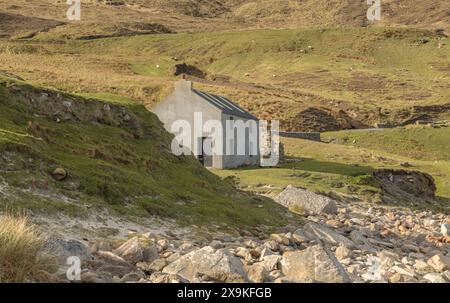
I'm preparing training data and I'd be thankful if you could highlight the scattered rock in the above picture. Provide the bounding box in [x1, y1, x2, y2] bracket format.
[52, 168, 68, 181]
[245, 263, 269, 283]
[276, 185, 338, 215]
[280, 244, 351, 283]
[335, 244, 352, 261]
[441, 223, 450, 237]
[427, 254, 450, 272]
[304, 222, 356, 249]
[113, 237, 144, 264]
[423, 273, 446, 283]
[270, 233, 290, 246]
[162, 246, 248, 282]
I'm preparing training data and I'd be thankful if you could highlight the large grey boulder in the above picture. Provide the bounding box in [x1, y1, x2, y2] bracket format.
[304, 222, 356, 249]
[276, 185, 338, 214]
[42, 236, 92, 264]
[280, 244, 351, 283]
[162, 246, 248, 282]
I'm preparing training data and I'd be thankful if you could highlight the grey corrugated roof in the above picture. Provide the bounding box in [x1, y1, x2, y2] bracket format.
[193, 89, 257, 120]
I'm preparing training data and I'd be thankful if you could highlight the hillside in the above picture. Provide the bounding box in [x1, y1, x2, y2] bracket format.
[1, 0, 449, 38]
[0, 26, 448, 131]
[0, 74, 294, 232]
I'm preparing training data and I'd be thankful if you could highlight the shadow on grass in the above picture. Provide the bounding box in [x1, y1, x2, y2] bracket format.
[282, 157, 375, 176]
[230, 157, 375, 177]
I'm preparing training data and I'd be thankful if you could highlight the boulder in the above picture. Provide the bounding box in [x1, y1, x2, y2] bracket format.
[423, 273, 447, 283]
[245, 263, 269, 283]
[304, 222, 356, 249]
[162, 246, 248, 282]
[276, 185, 338, 215]
[270, 234, 290, 246]
[113, 237, 144, 264]
[427, 254, 450, 272]
[260, 255, 281, 271]
[143, 245, 159, 263]
[42, 236, 91, 264]
[280, 245, 351, 283]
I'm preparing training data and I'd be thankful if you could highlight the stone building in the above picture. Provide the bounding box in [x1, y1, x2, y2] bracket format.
[152, 79, 260, 169]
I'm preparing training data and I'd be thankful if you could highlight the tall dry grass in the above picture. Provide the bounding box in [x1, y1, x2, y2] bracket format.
[0, 213, 54, 282]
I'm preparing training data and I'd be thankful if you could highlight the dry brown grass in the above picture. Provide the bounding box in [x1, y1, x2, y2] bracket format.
[0, 212, 54, 282]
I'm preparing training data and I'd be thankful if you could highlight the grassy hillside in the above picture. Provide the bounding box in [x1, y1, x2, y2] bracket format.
[1, 0, 448, 37]
[0, 74, 294, 231]
[0, 27, 448, 132]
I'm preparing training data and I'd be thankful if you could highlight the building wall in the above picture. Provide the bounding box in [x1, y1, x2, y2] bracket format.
[220, 113, 260, 169]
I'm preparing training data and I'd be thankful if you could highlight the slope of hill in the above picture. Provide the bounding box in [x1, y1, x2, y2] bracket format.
[1, 26, 448, 131]
[0, 74, 293, 231]
[0, 0, 448, 39]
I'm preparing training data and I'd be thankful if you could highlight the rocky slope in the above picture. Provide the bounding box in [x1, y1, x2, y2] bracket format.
[46, 187, 449, 283]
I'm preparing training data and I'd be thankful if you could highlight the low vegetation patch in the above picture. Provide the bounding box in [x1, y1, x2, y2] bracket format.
[0, 213, 54, 282]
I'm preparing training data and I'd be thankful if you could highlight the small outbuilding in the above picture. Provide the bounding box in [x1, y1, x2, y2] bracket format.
[152, 78, 260, 169]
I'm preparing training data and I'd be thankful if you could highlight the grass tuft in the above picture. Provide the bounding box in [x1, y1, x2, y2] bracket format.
[0, 212, 54, 282]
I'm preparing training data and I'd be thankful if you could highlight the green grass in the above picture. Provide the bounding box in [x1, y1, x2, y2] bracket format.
[323, 126, 450, 161]
[213, 127, 450, 210]
[0, 75, 294, 231]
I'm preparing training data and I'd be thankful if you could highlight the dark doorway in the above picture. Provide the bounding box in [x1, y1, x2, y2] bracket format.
[199, 137, 213, 167]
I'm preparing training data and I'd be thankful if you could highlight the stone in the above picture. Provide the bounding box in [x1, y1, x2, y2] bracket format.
[245, 263, 269, 283]
[388, 273, 403, 283]
[335, 244, 352, 261]
[260, 255, 281, 271]
[243, 239, 260, 249]
[113, 237, 144, 264]
[234, 247, 252, 261]
[291, 229, 311, 244]
[42, 236, 91, 264]
[349, 230, 375, 252]
[392, 266, 415, 277]
[259, 247, 274, 259]
[80, 271, 112, 283]
[143, 245, 159, 263]
[157, 239, 169, 251]
[414, 260, 433, 273]
[276, 185, 338, 215]
[120, 272, 144, 283]
[162, 246, 247, 282]
[441, 223, 450, 237]
[263, 240, 279, 251]
[209, 240, 223, 249]
[270, 234, 290, 246]
[51, 168, 68, 181]
[423, 273, 446, 283]
[149, 258, 168, 272]
[166, 252, 181, 263]
[304, 222, 356, 249]
[427, 254, 450, 272]
[149, 272, 187, 283]
[280, 245, 351, 283]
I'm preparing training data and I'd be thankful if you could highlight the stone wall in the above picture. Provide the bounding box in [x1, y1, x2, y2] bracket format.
[279, 132, 321, 142]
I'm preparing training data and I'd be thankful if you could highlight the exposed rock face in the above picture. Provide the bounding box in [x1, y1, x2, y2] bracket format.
[276, 185, 338, 215]
[162, 246, 248, 282]
[373, 169, 437, 203]
[280, 245, 351, 283]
